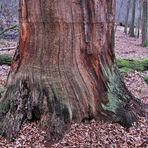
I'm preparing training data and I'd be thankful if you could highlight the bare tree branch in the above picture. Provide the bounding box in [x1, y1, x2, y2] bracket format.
[0, 24, 18, 36]
[0, 47, 16, 51]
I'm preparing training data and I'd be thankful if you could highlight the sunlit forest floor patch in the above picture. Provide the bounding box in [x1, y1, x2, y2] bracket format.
[115, 27, 148, 59]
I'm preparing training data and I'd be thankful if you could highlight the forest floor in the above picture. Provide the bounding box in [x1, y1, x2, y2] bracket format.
[0, 26, 148, 148]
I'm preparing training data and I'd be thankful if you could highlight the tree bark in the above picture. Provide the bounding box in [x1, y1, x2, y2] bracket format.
[115, 0, 124, 32]
[136, 0, 142, 38]
[129, 0, 136, 37]
[124, 0, 131, 34]
[0, 0, 142, 142]
[142, 0, 148, 46]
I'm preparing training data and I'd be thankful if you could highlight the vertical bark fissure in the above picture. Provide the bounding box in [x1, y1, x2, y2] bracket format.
[71, 38, 88, 118]
[70, 8, 86, 118]
[81, 0, 91, 43]
[57, 17, 84, 120]
[57, 24, 76, 122]
[72, 4, 93, 118]
[129, 0, 136, 37]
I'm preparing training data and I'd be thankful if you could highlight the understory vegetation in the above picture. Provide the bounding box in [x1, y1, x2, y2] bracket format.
[0, 54, 12, 66]
[117, 58, 148, 73]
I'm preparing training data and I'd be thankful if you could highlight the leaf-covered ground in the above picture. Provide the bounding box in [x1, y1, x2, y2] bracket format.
[115, 27, 148, 59]
[0, 27, 147, 147]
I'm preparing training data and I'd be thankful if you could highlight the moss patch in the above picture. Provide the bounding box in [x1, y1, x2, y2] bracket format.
[100, 60, 129, 114]
[144, 76, 148, 84]
[117, 58, 148, 74]
[0, 54, 12, 66]
[118, 67, 134, 75]
[142, 41, 148, 47]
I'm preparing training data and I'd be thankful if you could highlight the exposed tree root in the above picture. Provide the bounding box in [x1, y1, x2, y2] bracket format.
[0, 68, 146, 142]
[0, 77, 74, 142]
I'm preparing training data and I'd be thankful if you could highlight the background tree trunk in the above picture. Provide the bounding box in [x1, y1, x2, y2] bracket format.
[142, 0, 148, 46]
[136, 0, 142, 38]
[115, 0, 124, 32]
[129, 0, 136, 37]
[0, 0, 142, 142]
[124, 0, 131, 34]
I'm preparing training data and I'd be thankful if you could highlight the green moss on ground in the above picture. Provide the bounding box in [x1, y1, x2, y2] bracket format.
[118, 67, 133, 75]
[117, 58, 148, 74]
[0, 54, 12, 66]
[144, 76, 148, 84]
[143, 41, 148, 47]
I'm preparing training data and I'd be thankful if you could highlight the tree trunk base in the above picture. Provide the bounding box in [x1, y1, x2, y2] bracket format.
[0, 77, 74, 142]
[1, 0, 146, 143]
[0, 69, 145, 142]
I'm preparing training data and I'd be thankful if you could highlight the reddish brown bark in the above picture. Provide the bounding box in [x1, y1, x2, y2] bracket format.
[0, 0, 142, 142]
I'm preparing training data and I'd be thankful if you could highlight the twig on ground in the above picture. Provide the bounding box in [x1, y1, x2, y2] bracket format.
[0, 47, 16, 51]
[0, 25, 19, 36]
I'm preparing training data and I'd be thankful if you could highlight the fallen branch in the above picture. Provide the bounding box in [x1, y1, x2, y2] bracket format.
[0, 47, 16, 51]
[0, 25, 19, 36]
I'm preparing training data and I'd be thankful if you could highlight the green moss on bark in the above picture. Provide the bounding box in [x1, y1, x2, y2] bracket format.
[100, 61, 130, 114]
[100, 60, 138, 127]
[101, 66, 123, 113]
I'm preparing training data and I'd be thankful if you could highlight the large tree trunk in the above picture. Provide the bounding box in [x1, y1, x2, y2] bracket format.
[0, 0, 142, 142]
[142, 0, 148, 46]
[129, 0, 136, 37]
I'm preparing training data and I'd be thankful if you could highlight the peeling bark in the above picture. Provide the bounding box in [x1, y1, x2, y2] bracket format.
[81, 0, 91, 43]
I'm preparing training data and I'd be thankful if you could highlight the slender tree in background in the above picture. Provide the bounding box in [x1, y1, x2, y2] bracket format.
[115, 0, 124, 32]
[129, 0, 136, 37]
[136, 0, 142, 38]
[124, 0, 131, 34]
[0, 0, 143, 142]
[142, 0, 148, 46]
